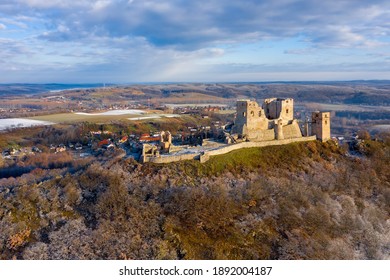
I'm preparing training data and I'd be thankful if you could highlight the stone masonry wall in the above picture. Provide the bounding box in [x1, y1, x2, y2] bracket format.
[142, 153, 199, 163]
[200, 136, 316, 162]
[142, 136, 316, 164]
[282, 121, 302, 139]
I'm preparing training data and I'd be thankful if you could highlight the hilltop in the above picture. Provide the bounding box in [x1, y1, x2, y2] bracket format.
[0, 136, 389, 259]
[0, 84, 106, 96]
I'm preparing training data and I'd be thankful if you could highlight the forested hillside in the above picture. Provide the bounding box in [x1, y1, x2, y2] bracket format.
[0, 137, 389, 260]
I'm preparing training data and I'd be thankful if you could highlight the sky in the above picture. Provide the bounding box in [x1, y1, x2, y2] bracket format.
[0, 0, 389, 83]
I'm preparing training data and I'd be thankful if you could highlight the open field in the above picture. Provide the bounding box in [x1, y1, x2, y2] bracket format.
[0, 119, 54, 131]
[74, 109, 146, 116]
[303, 102, 390, 112]
[28, 110, 181, 123]
[370, 125, 390, 132]
[128, 114, 179, 120]
[28, 113, 138, 123]
[214, 109, 236, 115]
[1, 82, 388, 137]
[153, 92, 232, 104]
[165, 103, 229, 108]
[87, 87, 145, 98]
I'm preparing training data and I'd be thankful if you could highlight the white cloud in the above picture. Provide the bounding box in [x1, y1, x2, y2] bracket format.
[17, 0, 89, 8]
[5, 0, 389, 50]
[0, 0, 389, 82]
[92, 0, 112, 11]
[284, 48, 313, 55]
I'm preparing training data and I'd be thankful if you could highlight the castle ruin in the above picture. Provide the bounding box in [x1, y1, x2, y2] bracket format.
[232, 98, 330, 142]
[140, 98, 331, 163]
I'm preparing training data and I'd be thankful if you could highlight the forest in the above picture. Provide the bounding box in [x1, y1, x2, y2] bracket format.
[0, 134, 389, 260]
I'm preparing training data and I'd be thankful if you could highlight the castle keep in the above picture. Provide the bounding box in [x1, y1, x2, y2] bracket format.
[232, 98, 330, 142]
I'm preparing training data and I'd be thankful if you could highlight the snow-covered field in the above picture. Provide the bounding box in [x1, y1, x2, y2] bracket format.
[128, 116, 161, 120]
[75, 109, 145, 116]
[128, 114, 180, 121]
[0, 118, 55, 131]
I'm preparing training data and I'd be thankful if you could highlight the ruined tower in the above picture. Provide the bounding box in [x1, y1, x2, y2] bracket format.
[311, 112, 331, 142]
[275, 119, 284, 140]
[232, 100, 268, 137]
[160, 131, 172, 151]
[263, 98, 294, 121]
[232, 98, 303, 141]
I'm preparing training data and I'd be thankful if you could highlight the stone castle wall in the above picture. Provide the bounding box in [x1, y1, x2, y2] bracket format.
[141, 153, 199, 163]
[142, 136, 316, 164]
[282, 121, 302, 139]
[200, 136, 316, 162]
[247, 128, 275, 142]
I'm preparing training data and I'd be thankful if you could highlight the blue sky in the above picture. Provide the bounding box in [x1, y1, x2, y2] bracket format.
[0, 0, 389, 83]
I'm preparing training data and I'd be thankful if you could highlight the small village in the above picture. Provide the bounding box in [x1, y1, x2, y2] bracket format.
[1, 96, 378, 167]
[0, 119, 227, 161]
[1, 97, 329, 164]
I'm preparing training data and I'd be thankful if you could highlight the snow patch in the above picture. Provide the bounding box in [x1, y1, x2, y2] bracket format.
[75, 109, 145, 116]
[0, 119, 54, 131]
[128, 116, 161, 120]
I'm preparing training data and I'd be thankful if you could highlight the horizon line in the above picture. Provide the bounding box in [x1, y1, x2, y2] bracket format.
[1, 79, 390, 86]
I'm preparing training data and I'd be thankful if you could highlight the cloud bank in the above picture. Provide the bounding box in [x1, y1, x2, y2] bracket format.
[0, 0, 389, 82]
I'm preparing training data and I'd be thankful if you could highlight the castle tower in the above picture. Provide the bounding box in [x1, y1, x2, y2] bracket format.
[311, 112, 330, 142]
[275, 119, 284, 140]
[160, 131, 172, 151]
[232, 100, 268, 137]
[263, 98, 294, 121]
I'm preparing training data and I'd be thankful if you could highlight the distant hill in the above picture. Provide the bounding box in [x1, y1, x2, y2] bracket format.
[1, 81, 389, 105]
[129, 81, 390, 106]
[0, 84, 112, 96]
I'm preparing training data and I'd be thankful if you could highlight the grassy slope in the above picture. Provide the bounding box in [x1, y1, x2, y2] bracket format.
[147, 140, 339, 177]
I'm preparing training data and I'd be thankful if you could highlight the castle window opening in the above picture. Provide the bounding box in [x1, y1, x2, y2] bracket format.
[251, 111, 254, 116]
[286, 109, 289, 114]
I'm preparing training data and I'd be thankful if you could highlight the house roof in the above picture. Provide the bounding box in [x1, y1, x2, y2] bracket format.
[139, 135, 160, 142]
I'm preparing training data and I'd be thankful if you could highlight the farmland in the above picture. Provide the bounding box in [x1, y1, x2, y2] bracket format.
[0, 81, 389, 137]
[27, 110, 182, 124]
